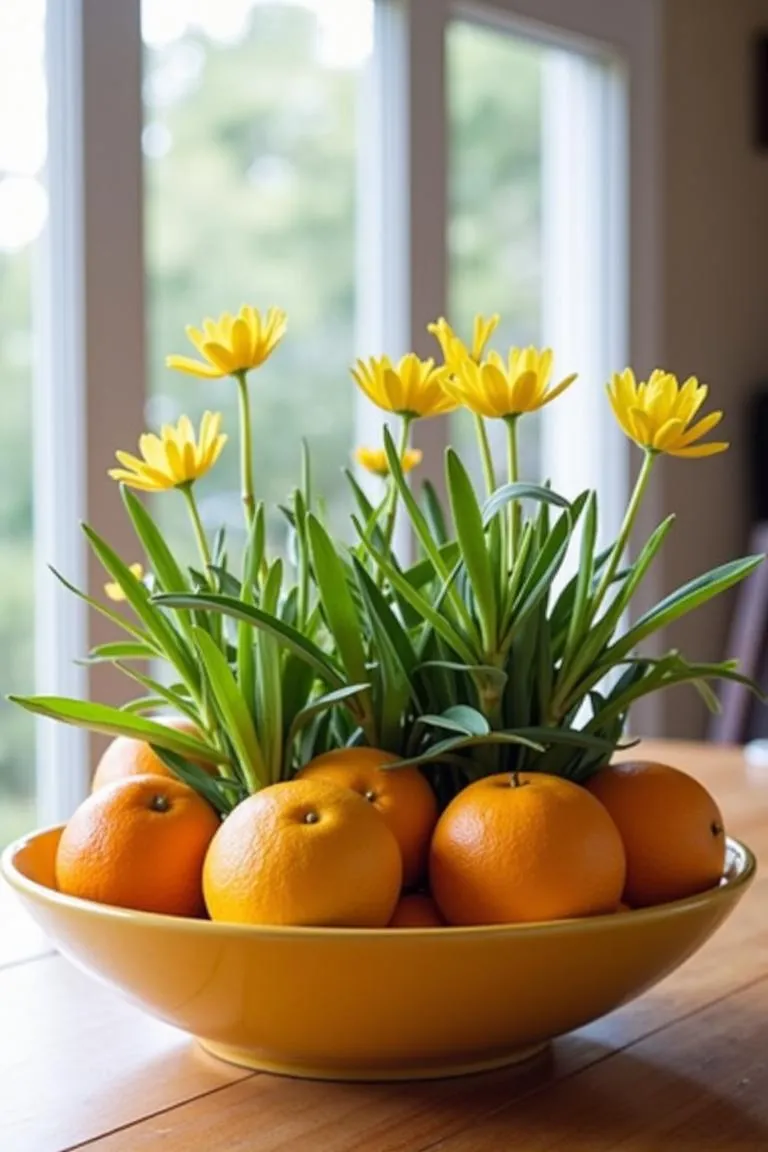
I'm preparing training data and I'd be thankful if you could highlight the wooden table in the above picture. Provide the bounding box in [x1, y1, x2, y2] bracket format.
[3, 740, 768, 1152]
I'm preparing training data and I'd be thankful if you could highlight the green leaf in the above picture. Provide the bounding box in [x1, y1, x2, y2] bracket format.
[504, 510, 572, 641]
[608, 555, 764, 663]
[120, 487, 189, 597]
[253, 560, 284, 784]
[403, 542, 461, 594]
[212, 526, 228, 569]
[353, 557, 420, 737]
[49, 565, 148, 643]
[154, 593, 346, 689]
[382, 427, 445, 567]
[307, 514, 369, 689]
[483, 482, 570, 527]
[418, 706, 491, 737]
[446, 448, 497, 649]
[344, 468, 387, 553]
[151, 747, 242, 816]
[284, 683, 371, 762]
[561, 491, 597, 667]
[83, 524, 198, 688]
[512, 727, 618, 752]
[353, 557, 419, 684]
[353, 519, 479, 665]
[237, 504, 265, 726]
[7, 696, 228, 761]
[391, 730, 545, 769]
[204, 566, 243, 598]
[192, 627, 266, 791]
[421, 480, 449, 546]
[121, 695, 175, 715]
[111, 663, 201, 724]
[81, 641, 156, 664]
[416, 660, 508, 695]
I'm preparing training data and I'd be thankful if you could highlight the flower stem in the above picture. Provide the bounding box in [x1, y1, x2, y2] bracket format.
[180, 483, 212, 574]
[592, 449, 656, 615]
[474, 414, 497, 496]
[382, 415, 413, 557]
[505, 416, 521, 570]
[236, 371, 255, 525]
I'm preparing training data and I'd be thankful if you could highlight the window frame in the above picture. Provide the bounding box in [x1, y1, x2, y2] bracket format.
[38, 0, 660, 824]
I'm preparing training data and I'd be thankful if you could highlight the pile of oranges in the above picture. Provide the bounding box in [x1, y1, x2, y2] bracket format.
[56, 721, 728, 928]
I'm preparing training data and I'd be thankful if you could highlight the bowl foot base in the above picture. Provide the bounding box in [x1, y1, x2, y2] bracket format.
[197, 1037, 551, 1082]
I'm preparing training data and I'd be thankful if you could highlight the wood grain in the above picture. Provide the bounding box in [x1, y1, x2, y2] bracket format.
[1, 741, 766, 1152]
[0, 957, 249, 1152]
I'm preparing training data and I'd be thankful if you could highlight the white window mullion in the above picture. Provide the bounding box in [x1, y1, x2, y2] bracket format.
[37, 0, 146, 820]
[356, 0, 451, 521]
[35, 0, 89, 823]
[540, 50, 628, 548]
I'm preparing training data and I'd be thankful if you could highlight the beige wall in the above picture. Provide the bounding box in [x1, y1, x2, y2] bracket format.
[639, 0, 768, 738]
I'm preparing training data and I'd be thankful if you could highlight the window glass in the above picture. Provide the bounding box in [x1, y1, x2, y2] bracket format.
[447, 21, 543, 487]
[0, 0, 46, 847]
[142, 0, 373, 564]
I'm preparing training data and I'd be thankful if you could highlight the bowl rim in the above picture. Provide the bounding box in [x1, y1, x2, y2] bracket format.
[1, 824, 757, 941]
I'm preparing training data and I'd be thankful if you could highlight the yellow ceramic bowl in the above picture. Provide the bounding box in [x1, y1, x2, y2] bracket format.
[2, 826, 756, 1082]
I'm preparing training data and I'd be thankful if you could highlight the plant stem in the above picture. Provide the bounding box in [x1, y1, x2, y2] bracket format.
[505, 416, 521, 571]
[591, 450, 656, 616]
[180, 483, 212, 573]
[382, 415, 413, 558]
[235, 370, 255, 525]
[474, 414, 497, 496]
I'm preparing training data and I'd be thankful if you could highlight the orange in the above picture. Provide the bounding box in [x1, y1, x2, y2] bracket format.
[297, 747, 438, 888]
[430, 772, 626, 926]
[203, 778, 402, 927]
[388, 894, 445, 928]
[56, 774, 220, 916]
[586, 760, 726, 907]
[91, 716, 215, 791]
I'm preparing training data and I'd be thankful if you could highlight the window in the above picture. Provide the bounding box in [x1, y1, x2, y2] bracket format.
[10, 0, 637, 853]
[447, 21, 544, 488]
[0, 0, 47, 849]
[142, 0, 374, 560]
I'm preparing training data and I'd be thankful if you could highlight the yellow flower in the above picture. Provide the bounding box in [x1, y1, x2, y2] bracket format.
[428, 314, 500, 374]
[108, 412, 227, 491]
[351, 354, 456, 418]
[105, 564, 144, 602]
[166, 305, 287, 379]
[607, 369, 728, 458]
[354, 446, 423, 477]
[445, 347, 577, 419]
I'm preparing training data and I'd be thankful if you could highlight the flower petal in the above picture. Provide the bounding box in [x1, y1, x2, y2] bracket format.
[165, 354, 224, 379]
[676, 409, 723, 448]
[669, 441, 729, 458]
